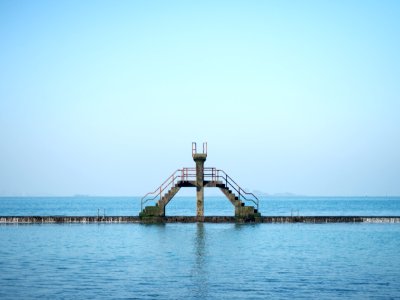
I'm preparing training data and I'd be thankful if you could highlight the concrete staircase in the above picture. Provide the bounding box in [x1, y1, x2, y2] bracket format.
[139, 184, 181, 218]
[139, 167, 261, 222]
[216, 182, 261, 221]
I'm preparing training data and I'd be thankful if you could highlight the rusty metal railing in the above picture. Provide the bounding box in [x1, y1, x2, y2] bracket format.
[192, 142, 207, 156]
[213, 169, 259, 210]
[141, 168, 196, 211]
[141, 167, 259, 211]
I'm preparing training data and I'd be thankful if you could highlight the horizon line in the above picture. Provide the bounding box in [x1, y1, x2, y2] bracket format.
[0, 195, 399, 198]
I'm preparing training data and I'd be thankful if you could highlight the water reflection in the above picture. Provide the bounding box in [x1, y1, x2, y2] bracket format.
[190, 223, 208, 298]
[234, 223, 259, 231]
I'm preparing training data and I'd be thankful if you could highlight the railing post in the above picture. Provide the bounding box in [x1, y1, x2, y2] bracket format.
[203, 142, 207, 154]
[192, 142, 197, 156]
[160, 186, 162, 201]
[225, 174, 227, 187]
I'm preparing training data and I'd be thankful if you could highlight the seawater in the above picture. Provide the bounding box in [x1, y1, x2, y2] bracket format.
[0, 196, 400, 216]
[0, 223, 399, 299]
[0, 197, 400, 299]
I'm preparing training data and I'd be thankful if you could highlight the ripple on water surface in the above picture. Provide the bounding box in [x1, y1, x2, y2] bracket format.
[0, 223, 399, 299]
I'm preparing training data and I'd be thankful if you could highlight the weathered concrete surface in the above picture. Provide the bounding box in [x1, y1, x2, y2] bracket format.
[139, 205, 164, 218]
[262, 216, 400, 223]
[193, 153, 207, 221]
[235, 206, 261, 221]
[1, 216, 400, 224]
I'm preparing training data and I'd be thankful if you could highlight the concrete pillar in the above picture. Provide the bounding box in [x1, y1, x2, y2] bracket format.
[193, 153, 207, 221]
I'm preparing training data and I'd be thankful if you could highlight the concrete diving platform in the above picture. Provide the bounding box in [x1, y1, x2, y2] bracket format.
[1, 216, 400, 224]
[140, 143, 261, 222]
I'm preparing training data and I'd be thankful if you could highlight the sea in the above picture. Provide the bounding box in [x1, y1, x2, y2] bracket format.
[1, 196, 400, 299]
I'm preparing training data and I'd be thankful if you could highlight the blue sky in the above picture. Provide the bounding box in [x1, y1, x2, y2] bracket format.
[0, 0, 399, 196]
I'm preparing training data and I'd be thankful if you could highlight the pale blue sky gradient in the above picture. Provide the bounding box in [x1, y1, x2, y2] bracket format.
[0, 0, 399, 196]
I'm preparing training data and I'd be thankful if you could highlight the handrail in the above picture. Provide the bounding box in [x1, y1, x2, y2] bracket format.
[192, 142, 207, 156]
[141, 168, 198, 210]
[141, 169, 181, 210]
[192, 142, 196, 156]
[215, 169, 259, 210]
[141, 167, 259, 210]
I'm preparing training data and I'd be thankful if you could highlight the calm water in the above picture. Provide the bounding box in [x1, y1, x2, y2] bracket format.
[0, 196, 400, 216]
[0, 223, 399, 299]
[1, 197, 400, 299]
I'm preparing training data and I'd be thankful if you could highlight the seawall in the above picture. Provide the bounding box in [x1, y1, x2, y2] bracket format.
[1, 216, 400, 224]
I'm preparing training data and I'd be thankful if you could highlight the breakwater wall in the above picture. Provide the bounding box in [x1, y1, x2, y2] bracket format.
[0, 216, 138, 224]
[1, 216, 400, 224]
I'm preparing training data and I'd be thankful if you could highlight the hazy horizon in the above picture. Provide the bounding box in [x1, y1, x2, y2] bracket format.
[1, 193, 399, 198]
[1, 1, 399, 197]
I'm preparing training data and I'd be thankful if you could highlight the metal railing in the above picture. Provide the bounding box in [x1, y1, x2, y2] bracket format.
[214, 169, 259, 210]
[141, 167, 259, 210]
[192, 142, 207, 156]
[141, 168, 186, 211]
